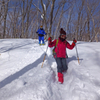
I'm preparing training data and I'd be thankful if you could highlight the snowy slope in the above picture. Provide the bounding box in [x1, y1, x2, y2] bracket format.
[0, 39, 100, 100]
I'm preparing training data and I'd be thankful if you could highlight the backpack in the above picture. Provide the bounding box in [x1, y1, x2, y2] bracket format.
[52, 39, 59, 56]
[52, 39, 68, 58]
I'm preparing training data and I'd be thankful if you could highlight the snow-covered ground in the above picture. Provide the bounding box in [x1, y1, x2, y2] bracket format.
[0, 39, 100, 100]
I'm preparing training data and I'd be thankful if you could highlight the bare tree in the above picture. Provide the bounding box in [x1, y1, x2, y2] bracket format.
[32, 0, 67, 38]
[48, 0, 56, 37]
[0, 0, 100, 42]
[87, 13, 90, 41]
[54, 2, 65, 39]
[25, 0, 33, 38]
[66, 6, 73, 33]
[2, 0, 9, 38]
[87, 0, 100, 42]
[21, 0, 26, 38]
[75, 0, 85, 40]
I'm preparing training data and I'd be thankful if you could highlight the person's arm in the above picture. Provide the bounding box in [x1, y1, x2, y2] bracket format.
[36, 29, 39, 33]
[43, 29, 46, 35]
[66, 39, 77, 49]
[48, 37, 56, 48]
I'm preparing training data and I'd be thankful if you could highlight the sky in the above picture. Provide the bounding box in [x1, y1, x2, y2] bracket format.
[0, 39, 100, 100]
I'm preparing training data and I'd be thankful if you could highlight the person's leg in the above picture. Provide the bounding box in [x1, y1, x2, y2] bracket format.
[38, 36, 41, 44]
[61, 58, 68, 72]
[41, 36, 45, 45]
[55, 58, 63, 83]
[55, 58, 63, 73]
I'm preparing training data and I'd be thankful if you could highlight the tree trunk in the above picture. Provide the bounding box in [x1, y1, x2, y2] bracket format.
[54, 3, 64, 39]
[3, 0, 8, 38]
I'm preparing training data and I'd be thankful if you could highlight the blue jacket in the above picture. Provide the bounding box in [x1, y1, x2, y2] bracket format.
[36, 28, 46, 37]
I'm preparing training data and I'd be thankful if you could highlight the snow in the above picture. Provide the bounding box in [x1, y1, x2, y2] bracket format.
[0, 39, 100, 100]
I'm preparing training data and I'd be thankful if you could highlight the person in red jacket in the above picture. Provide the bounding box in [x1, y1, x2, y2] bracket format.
[48, 28, 77, 84]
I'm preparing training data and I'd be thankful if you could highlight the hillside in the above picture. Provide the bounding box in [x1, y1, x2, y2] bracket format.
[0, 39, 100, 100]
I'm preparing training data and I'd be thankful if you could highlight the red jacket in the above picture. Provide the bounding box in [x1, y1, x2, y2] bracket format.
[48, 38, 75, 58]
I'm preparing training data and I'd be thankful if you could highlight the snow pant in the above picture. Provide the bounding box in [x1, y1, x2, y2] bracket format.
[38, 36, 44, 44]
[55, 58, 68, 83]
[55, 58, 68, 73]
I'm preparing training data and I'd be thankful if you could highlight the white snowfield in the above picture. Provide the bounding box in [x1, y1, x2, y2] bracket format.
[0, 39, 100, 100]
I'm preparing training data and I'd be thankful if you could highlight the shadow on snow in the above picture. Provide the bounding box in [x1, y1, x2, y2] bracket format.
[0, 53, 45, 89]
[0, 42, 34, 53]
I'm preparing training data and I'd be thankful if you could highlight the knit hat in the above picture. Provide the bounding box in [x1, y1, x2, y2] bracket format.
[60, 28, 66, 35]
[40, 26, 43, 28]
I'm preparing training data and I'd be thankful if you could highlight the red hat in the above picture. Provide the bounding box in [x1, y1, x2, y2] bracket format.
[60, 28, 66, 35]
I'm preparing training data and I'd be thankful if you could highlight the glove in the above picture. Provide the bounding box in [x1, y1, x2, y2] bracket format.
[73, 38, 77, 44]
[48, 37, 52, 43]
[48, 37, 52, 41]
[72, 38, 77, 47]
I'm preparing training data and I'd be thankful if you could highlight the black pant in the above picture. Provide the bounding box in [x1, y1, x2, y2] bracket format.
[55, 58, 68, 73]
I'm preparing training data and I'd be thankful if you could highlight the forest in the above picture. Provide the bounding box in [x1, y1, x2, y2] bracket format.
[0, 0, 100, 42]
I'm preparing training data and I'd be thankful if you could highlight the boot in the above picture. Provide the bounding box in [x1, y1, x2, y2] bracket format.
[58, 72, 63, 84]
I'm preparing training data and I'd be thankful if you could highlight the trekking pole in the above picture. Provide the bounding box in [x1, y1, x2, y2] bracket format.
[41, 44, 48, 68]
[73, 38, 80, 64]
[75, 43, 80, 64]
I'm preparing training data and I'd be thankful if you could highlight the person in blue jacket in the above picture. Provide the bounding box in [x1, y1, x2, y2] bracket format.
[36, 26, 46, 45]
